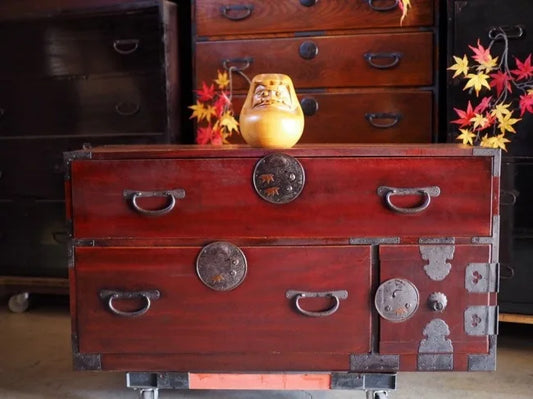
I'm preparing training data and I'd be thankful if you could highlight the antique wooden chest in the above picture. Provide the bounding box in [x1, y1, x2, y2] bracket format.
[65, 144, 499, 397]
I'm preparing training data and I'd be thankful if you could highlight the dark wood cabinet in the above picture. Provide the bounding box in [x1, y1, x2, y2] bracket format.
[0, 0, 179, 296]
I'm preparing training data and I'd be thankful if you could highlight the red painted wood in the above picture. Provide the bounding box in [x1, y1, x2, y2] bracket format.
[378, 245, 492, 355]
[188, 373, 331, 390]
[76, 245, 371, 357]
[70, 156, 493, 239]
[195, 0, 434, 37]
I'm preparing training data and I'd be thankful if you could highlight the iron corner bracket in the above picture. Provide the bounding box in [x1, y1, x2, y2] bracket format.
[330, 372, 397, 391]
[350, 354, 400, 372]
[468, 335, 497, 371]
[472, 147, 501, 177]
[126, 372, 189, 390]
[71, 334, 102, 370]
[63, 148, 93, 180]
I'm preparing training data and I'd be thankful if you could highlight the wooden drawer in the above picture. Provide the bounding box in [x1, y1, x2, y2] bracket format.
[0, 73, 166, 136]
[195, 0, 434, 37]
[69, 151, 494, 239]
[0, 7, 162, 78]
[75, 245, 372, 360]
[195, 32, 433, 91]
[230, 90, 433, 144]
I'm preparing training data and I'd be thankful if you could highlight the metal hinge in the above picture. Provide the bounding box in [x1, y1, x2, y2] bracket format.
[465, 263, 499, 293]
[465, 306, 499, 336]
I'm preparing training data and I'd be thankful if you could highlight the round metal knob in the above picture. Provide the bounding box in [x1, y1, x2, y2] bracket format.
[375, 278, 419, 322]
[300, 97, 319, 116]
[428, 292, 448, 312]
[299, 41, 319, 60]
[300, 0, 318, 6]
[196, 242, 247, 291]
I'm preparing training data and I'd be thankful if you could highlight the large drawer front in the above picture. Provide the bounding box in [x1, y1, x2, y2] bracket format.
[71, 156, 494, 239]
[0, 8, 162, 79]
[75, 245, 371, 356]
[231, 90, 433, 144]
[195, 0, 434, 37]
[0, 74, 165, 136]
[195, 32, 433, 91]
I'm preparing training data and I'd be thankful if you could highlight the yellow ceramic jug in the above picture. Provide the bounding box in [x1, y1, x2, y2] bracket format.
[239, 73, 304, 149]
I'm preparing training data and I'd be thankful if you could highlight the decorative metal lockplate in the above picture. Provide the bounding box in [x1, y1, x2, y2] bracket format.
[196, 241, 247, 291]
[375, 278, 419, 322]
[253, 153, 305, 204]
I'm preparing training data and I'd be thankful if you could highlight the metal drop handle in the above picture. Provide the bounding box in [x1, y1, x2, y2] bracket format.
[364, 52, 402, 69]
[377, 186, 440, 214]
[99, 289, 160, 318]
[286, 290, 348, 317]
[115, 101, 140, 117]
[123, 189, 186, 216]
[222, 57, 253, 72]
[113, 39, 140, 55]
[221, 4, 254, 20]
[367, 0, 399, 12]
[488, 25, 525, 40]
[365, 112, 401, 128]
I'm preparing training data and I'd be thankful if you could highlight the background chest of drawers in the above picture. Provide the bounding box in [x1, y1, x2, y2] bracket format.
[65, 144, 499, 380]
[192, 0, 442, 144]
[0, 0, 179, 287]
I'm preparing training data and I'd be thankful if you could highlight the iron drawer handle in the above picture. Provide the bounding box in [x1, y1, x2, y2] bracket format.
[365, 112, 401, 128]
[286, 290, 348, 317]
[123, 189, 186, 216]
[500, 189, 518, 206]
[499, 264, 515, 280]
[367, 0, 399, 12]
[220, 4, 254, 21]
[100, 289, 160, 318]
[364, 52, 402, 69]
[377, 186, 441, 214]
[488, 25, 525, 40]
[115, 101, 140, 117]
[113, 39, 140, 55]
[222, 57, 253, 72]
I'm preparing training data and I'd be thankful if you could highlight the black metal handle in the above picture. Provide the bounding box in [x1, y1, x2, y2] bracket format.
[299, 41, 319, 60]
[365, 112, 401, 128]
[500, 189, 518, 206]
[364, 52, 402, 69]
[286, 290, 348, 317]
[367, 0, 399, 12]
[300, 97, 319, 116]
[99, 289, 160, 318]
[499, 264, 515, 280]
[300, 0, 318, 6]
[222, 57, 253, 72]
[123, 189, 186, 216]
[113, 39, 140, 55]
[220, 4, 254, 21]
[488, 25, 525, 40]
[377, 186, 441, 214]
[115, 101, 140, 117]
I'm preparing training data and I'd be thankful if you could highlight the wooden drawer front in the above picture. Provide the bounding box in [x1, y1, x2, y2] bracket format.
[195, 32, 433, 91]
[0, 74, 165, 136]
[231, 90, 433, 144]
[70, 156, 493, 239]
[75, 245, 371, 357]
[0, 135, 165, 200]
[378, 245, 494, 358]
[0, 8, 161, 78]
[195, 0, 434, 37]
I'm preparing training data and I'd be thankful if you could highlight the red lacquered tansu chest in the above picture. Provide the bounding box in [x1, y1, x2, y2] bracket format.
[64, 144, 500, 398]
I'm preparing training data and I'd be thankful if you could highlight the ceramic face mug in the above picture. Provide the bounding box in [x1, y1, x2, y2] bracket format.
[239, 73, 304, 149]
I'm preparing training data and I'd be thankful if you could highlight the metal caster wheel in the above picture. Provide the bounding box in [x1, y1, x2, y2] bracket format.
[138, 388, 159, 399]
[8, 292, 30, 313]
[366, 390, 389, 399]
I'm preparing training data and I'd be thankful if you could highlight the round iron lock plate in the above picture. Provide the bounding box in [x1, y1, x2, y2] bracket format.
[196, 241, 247, 291]
[253, 153, 305, 204]
[375, 278, 419, 322]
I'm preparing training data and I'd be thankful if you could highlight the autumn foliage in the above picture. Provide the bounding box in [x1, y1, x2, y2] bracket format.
[189, 70, 240, 145]
[448, 34, 533, 151]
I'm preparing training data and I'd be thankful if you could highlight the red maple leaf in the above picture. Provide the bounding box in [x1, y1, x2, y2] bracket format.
[511, 55, 533, 81]
[489, 70, 513, 96]
[196, 125, 214, 144]
[519, 93, 533, 116]
[211, 127, 224, 145]
[451, 101, 475, 127]
[195, 82, 216, 101]
[474, 96, 492, 114]
[213, 92, 231, 117]
[469, 39, 492, 65]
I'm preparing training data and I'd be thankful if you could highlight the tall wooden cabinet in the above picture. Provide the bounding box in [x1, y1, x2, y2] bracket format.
[0, 0, 180, 308]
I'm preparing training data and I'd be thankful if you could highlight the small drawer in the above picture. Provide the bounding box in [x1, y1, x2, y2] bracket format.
[75, 245, 372, 360]
[0, 8, 162, 78]
[69, 153, 494, 239]
[0, 73, 166, 137]
[195, 32, 433, 91]
[195, 0, 434, 37]
[230, 89, 433, 144]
